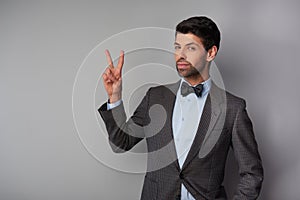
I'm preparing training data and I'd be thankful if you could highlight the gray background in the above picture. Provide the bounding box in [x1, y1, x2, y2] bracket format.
[1, 0, 300, 199]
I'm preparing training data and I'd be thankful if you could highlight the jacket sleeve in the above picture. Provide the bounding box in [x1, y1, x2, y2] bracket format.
[98, 89, 151, 153]
[231, 100, 264, 199]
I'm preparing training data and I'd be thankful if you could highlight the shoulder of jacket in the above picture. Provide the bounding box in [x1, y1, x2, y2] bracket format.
[224, 90, 247, 109]
[147, 81, 180, 94]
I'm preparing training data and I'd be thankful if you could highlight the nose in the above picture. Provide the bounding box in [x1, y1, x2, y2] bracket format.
[175, 49, 187, 60]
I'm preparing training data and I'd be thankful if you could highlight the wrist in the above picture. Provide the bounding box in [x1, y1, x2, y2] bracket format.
[109, 93, 122, 103]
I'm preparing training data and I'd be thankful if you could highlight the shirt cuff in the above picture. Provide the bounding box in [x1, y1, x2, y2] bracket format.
[107, 100, 122, 110]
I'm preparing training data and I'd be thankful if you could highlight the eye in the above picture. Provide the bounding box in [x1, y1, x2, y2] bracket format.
[174, 45, 181, 50]
[187, 46, 196, 51]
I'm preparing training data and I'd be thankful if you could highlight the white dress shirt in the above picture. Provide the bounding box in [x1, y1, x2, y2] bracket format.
[172, 78, 211, 200]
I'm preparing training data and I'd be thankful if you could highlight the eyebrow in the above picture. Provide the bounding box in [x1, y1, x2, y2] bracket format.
[174, 42, 200, 47]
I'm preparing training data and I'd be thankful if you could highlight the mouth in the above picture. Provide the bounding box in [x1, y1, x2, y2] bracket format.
[176, 62, 191, 70]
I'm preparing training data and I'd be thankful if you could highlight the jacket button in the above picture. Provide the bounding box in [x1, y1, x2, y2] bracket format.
[179, 173, 184, 179]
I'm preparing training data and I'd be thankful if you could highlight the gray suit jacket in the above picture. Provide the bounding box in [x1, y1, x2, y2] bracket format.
[98, 81, 263, 200]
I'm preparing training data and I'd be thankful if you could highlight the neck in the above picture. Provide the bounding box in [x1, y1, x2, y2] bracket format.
[184, 74, 209, 86]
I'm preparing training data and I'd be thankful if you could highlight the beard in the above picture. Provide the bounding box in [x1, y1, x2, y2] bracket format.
[176, 61, 200, 78]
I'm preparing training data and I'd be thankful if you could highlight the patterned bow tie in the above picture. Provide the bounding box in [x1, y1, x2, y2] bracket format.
[181, 82, 203, 97]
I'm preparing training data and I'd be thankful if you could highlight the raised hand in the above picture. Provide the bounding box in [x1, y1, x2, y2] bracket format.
[102, 49, 124, 103]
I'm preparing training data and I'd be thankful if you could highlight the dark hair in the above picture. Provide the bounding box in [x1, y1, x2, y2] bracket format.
[176, 16, 221, 51]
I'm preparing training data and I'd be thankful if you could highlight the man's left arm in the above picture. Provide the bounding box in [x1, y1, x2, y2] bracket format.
[231, 99, 264, 200]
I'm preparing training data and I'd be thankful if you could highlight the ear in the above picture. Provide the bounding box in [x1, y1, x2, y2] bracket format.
[206, 46, 218, 62]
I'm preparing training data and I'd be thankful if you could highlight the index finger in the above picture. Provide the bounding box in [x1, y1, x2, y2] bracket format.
[105, 49, 114, 68]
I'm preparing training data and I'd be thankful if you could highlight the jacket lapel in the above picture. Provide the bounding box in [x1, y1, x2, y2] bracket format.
[159, 81, 181, 171]
[198, 82, 227, 158]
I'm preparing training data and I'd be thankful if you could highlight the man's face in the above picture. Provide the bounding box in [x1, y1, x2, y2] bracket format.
[174, 33, 209, 80]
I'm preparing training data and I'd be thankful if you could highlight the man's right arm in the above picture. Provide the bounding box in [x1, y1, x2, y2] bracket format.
[100, 49, 151, 152]
[98, 90, 151, 153]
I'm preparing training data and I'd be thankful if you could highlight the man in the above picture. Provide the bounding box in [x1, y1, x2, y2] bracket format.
[99, 16, 263, 200]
